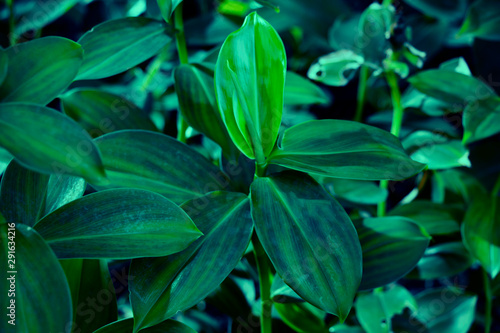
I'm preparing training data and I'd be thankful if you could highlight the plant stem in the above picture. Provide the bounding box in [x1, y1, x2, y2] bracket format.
[492, 173, 500, 198]
[355, 65, 369, 122]
[255, 162, 268, 178]
[174, 3, 189, 142]
[7, 0, 15, 46]
[483, 269, 492, 333]
[252, 232, 273, 333]
[377, 70, 403, 217]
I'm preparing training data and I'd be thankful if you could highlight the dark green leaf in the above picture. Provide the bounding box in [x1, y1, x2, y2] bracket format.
[157, 0, 183, 23]
[284, 71, 329, 105]
[0, 37, 83, 105]
[274, 302, 327, 333]
[130, 191, 253, 331]
[43, 174, 86, 217]
[0, 103, 107, 185]
[404, 0, 467, 21]
[93, 130, 231, 204]
[324, 178, 388, 205]
[215, 12, 286, 161]
[268, 120, 426, 180]
[35, 188, 201, 259]
[76, 18, 171, 80]
[60, 88, 158, 138]
[458, 0, 500, 41]
[94, 317, 196, 333]
[463, 96, 500, 144]
[307, 50, 364, 87]
[251, 172, 362, 320]
[0, 147, 13, 175]
[0, 50, 7, 86]
[271, 275, 303, 303]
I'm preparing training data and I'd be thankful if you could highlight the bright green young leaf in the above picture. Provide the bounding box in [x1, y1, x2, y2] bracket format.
[215, 12, 286, 162]
[34, 188, 201, 259]
[250, 172, 362, 320]
[174, 63, 235, 156]
[274, 302, 328, 333]
[0, 223, 73, 333]
[60, 88, 158, 138]
[458, 0, 500, 41]
[462, 192, 500, 278]
[307, 50, 364, 86]
[0, 103, 107, 185]
[355, 285, 417, 333]
[0, 50, 7, 86]
[267, 120, 426, 180]
[355, 217, 430, 290]
[403, 0, 467, 21]
[157, 0, 183, 23]
[414, 288, 477, 333]
[285, 71, 330, 105]
[0, 37, 83, 105]
[324, 178, 388, 205]
[76, 18, 171, 80]
[93, 130, 231, 204]
[130, 191, 253, 332]
[94, 317, 196, 333]
[463, 96, 500, 144]
[271, 275, 303, 303]
[60, 259, 117, 333]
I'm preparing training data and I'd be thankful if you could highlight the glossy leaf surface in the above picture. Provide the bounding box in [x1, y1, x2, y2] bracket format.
[284, 71, 329, 105]
[307, 50, 364, 86]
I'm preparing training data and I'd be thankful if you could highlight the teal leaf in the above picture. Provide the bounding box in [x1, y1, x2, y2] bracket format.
[271, 275, 303, 303]
[323, 178, 388, 205]
[34, 188, 202, 259]
[268, 120, 426, 180]
[130, 192, 253, 332]
[284, 71, 329, 105]
[307, 50, 364, 86]
[274, 302, 328, 333]
[0, 37, 83, 105]
[157, 0, 183, 23]
[458, 0, 500, 41]
[463, 96, 500, 144]
[404, 0, 467, 21]
[94, 317, 196, 333]
[0, 50, 7, 86]
[250, 172, 362, 320]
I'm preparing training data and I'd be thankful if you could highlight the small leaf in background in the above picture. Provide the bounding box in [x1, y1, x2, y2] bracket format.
[268, 120, 426, 180]
[0, 50, 7, 86]
[94, 317, 196, 333]
[93, 130, 231, 204]
[0, 37, 83, 105]
[0, 223, 73, 333]
[462, 192, 500, 278]
[60, 89, 158, 138]
[76, 18, 171, 80]
[284, 71, 330, 105]
[463, 96, 500, 144]
[355, 285, 417, 333]
[130, 192, 253, 331]
[0, 103, 107, 185]
[157, 0, 183, 23]
[215, 12, 286, 161]
[307, 50, 364, 86]
[458, 0, 500, 41]
[403, 131, 471, 170]
[274, 302, 328, 333]
[408, 242, 474, 280]
[35, 188, 202, 259]
[323, 178, 388, 205]
[414, 288, 477, 333]
[403, 0, 467, 22]
[355, 217, 430, 290]
[251, 172, 362, 321]
[271, 274, 303, 303]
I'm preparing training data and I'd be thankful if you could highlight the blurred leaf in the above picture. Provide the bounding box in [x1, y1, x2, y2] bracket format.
[0, 103, 107, 185]
[307, 50, 364, 86]
[0, 50, 7, 86]
[60, 89, 158, 138]
[458, 0, 500, 41]
[251, 172, 362, 321]
[403, 0, 467, 21]
[0, 37, 82, 105]
[324, 178, 388, 205]
[356, 217, 430, 290]
[356, 285, 417, 333]
[205, 277, 251, 319]
[157, 0, 183, 23]
[268, 120, 426, 180]
[0, 223, 72, 333]
[130, 192, 252, 331]
[0, 147, 13, 175]
[271, 275, 303, 303]
[463, 96, 500, 144]
[94, 317, 196, 333]
[284, 71, 329, 105]
[76, 18, 171, 80]
[215, 12, 286, 161]
[93, 130, 231, 204]
[274, 302, 327, 333]
[414, 288, 477, 333]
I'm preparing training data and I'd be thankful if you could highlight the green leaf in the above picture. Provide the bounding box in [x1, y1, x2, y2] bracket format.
[174, 63, 235, 156]
[0, 147, 13, 175]
[34, 188, 201, 259]
[0, 103, 107, 185]
[462, 193, 500, 278]
[43, 174, 86, 217]
[0, 50, 7, 86]
[356, 217, 430, 290]
[414, 288, 477, 333]
[0, 223, 73, 333]
[93, 130, 231, 204]
[355, 285, 417, 333]
[274, 302, 328, 333]
[403, 0, 467, 21]
[0, 37, 83, 105]
[268, 120, 426, 180]
[215, 12, 286, 161]
[388, 200, 460, 236]
[408, 69, 496, 105]
[285, 71, 330, 105]
[463, 96, 500, 144]
[130, 191, 253, 331]
[250, 172, 362, 320]
[409, 242, 474, 279]
[60, 88, 158, 138]
[323, 178, 388, 205]
[271, 275, 303, 303]
[157, 0, 183, 23]
[458, 0, 500, 41]
[76, 18, 171, 80]
[94, 317, 196, 333]
[60, 259, 117, 332]
[307, 50, 364, 87]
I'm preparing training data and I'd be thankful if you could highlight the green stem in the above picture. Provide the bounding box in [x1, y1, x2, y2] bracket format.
[355, 65, 369, 122]
[255, 162, 268, 178]
[174, 3, 189, 142]
[7, 0, 15, 46]
[491, 173, 500, 198]
[483, 269, 492, 333]
[252, 232, 273, 333]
